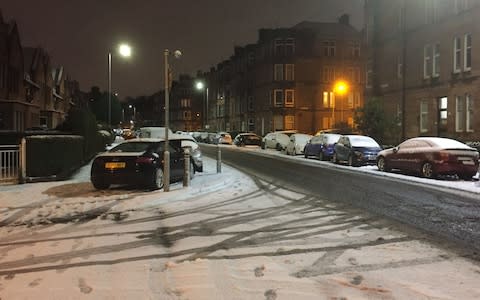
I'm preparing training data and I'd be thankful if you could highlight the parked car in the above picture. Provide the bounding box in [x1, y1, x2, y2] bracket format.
[233, 133, 262, 147]
[333, 135, 382, 166]
[304, 133, 341, 160]
[286, 133, 312, 155]
[90, 138, 193, 190]
[376, 137, 480, 179]
[262, 130, 297, 150]
[215, 132, 233, 145]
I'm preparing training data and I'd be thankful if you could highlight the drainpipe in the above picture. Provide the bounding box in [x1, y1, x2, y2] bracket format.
[401, 0, 407, 141]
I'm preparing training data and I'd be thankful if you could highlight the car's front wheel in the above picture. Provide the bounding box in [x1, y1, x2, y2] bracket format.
[150, 168, 164, 189]
[377, 156, 390, 172]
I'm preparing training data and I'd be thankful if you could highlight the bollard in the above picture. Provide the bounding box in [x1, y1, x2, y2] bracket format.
[20, 138, 26, 184]
[217, 144, 222, 173]
[163, 150, 170, 192]
[183, 148, 191, 187]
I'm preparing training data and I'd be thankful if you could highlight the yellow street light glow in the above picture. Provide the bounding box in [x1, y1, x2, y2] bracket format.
[118, 44, 132, 57]
[334, 80, 349, 95]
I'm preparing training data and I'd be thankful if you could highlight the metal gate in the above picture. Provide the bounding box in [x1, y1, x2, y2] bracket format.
[0, 145, 20, 184]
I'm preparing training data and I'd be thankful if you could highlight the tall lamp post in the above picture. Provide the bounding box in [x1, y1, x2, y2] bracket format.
[108, 43, 132, 126]
[163, 49, 182, 192]
[195, 81, 209, 129]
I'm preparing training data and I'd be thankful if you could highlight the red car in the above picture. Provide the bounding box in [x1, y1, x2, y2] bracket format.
[376, 137, 479, 179]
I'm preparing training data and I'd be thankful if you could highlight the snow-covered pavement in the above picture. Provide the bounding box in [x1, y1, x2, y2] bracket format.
[1, 154, 480, 299]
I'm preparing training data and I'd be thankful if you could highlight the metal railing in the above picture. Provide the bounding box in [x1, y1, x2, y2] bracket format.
[0, 144, 21, 184]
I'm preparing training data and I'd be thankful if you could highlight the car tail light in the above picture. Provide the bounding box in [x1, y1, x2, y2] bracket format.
[439, 151, 452, 162]
[136, 157, 154, 164]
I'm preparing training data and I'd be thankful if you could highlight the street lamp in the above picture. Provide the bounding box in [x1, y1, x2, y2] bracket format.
[195, 81, 209, 129]
[163, 49, 182, 192]
[108, 43, 132, 126]
[333, 80, 349, 126]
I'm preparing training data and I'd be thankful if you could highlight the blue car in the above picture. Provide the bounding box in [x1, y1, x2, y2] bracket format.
[304, 133, 341, 160]
[333, 135, 382, 166]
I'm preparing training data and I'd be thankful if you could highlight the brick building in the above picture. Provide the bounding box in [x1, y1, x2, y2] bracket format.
[365, 0, 480, 143]
[202, 15, 364, 135]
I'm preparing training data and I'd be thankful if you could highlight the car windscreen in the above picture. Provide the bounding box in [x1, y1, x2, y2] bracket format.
[326, 134, 341, 144]
[109, 142, 158, 153]
[350, 136, 379, 148]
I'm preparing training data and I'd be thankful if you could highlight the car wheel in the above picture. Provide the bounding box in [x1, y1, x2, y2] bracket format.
[421, 162, 436, 179]
[377, 156, 390, 172]
[151, 167, 164, 189]
[261, 142, 265, 149]
[276, 143, 282, 151]
[92, 179, 110, 190]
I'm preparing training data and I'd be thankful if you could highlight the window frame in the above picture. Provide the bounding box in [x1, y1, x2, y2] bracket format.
[420, 100, 429, 133]
[285, 89, 295, 107]
[464, 33, 472, 71]
[454, 37, 462, 73]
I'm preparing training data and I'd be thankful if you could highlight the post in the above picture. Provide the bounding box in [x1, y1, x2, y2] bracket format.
[163, 49, 170, 191]
[108, 52, 112, 126]
[19, 138, 26, 184]
[216, 144, 222, 173]
[183, 148, 191, 187]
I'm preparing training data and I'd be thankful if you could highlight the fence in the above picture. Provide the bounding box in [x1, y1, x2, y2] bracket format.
[0, 139, 25, 184]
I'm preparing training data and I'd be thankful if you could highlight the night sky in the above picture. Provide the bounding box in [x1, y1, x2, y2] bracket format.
[2, 0, 363, 98]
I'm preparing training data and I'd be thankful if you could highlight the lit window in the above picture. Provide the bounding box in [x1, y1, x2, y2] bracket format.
[285, 115, 295, 130]
[439, 97, 448, 126]
[285, 90, 294, 107]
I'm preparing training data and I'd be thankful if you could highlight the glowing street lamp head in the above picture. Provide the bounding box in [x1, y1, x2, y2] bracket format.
[196, 81, 205, 90]
[334, 80, 349, 95]
[118, 44, 132, 57]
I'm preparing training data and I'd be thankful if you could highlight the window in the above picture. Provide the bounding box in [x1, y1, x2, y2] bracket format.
[285, 38, 295, 56]
[274, 89, 283, 107]
[322, 117, 332, 129]
[455, 0, 470, 14]
[433, 43, 440, 77]
[347, 93, 354, 109]
[248, 118, 255, 131]
[323, 67, 335, 82]
[285, 89, 294, 107]
[464, 33, 472, 71]
[180, 98, 191, 108]
[354, 92, 361, 108]
[420, 100, 429, 133]
[248, 96, 254, 111]
[424, 44, 432, 78]
[351, 41, 360, 57]
[274, 64, 283, 81]
[285, 115, 295, 130]
[366, 61, 373, 88]
[397, 56, 403, 79]
[424, 0, 436, 24]
[183, 111, 191, 120]
[285, 64, 295, 81]
[466, 94, 473, 132]
[439, 97, 448, 126]
[454, 37, 462, 73]
[323, 91, 335, 108]
[456, 95, 465, 132]
[323, 41, 336, 57]
[274, 39, 284, 56]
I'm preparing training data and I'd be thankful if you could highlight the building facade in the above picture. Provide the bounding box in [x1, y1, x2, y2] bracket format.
[365, 0, 480, 143]
[203, 15, 364, 136]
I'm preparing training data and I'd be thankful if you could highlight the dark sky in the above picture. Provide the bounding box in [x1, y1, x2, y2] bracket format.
[2, 0, 364, 98]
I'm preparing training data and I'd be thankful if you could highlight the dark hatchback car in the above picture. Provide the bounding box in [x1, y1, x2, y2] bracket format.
[233, 133, 262, 147]
[91, 138, 192, 190]
[304, 133, 341, 160]
[377, 137, 480, 179]
[333, 135, 382, 166]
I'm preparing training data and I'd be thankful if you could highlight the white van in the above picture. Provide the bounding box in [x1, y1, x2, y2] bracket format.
[138, 127, 174, 139]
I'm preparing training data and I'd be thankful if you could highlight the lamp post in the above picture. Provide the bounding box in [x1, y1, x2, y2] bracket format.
[333, 80, 349, 127]
[108, 43, 131, 126]
[163, 49, 182, 192]
[195, 81, 209, 129]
